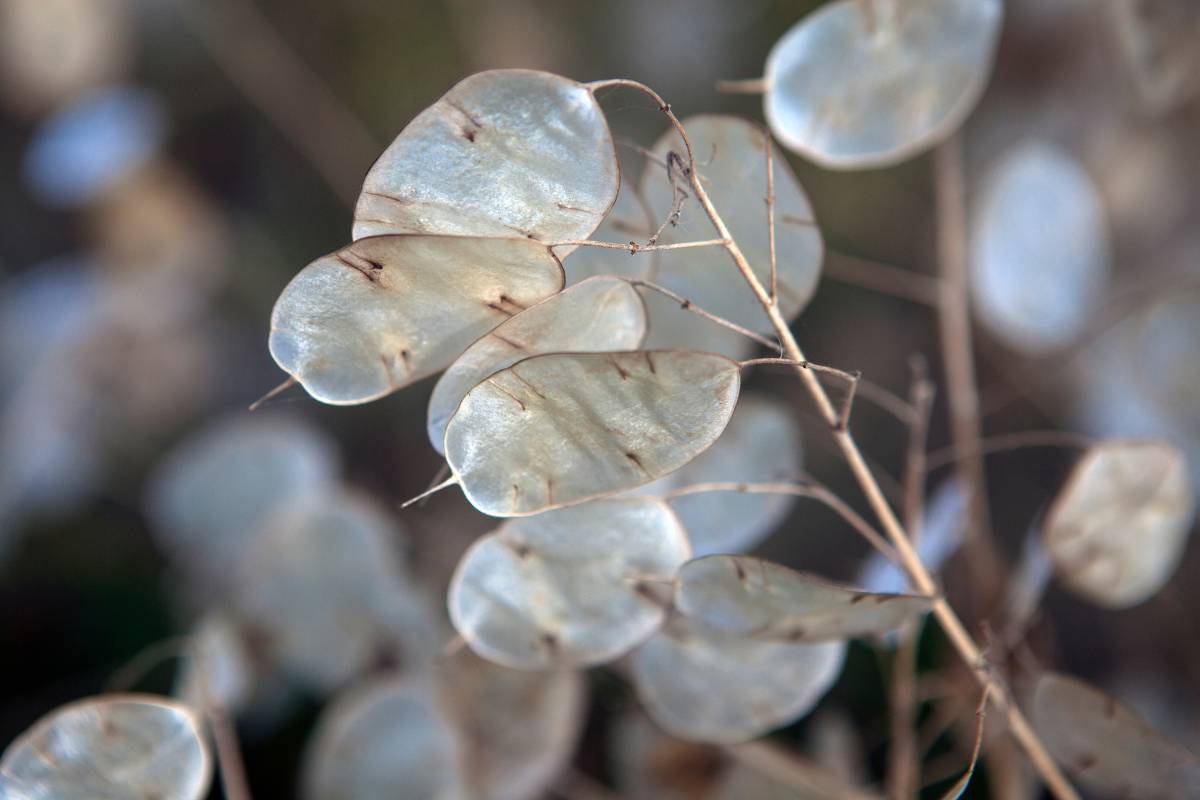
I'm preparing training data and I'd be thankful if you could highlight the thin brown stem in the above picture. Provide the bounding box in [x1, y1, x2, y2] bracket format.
[177, 0, 379, 207]
[824, 249, 943, 307]
[740, 358, 915, 427]
[547, 238, 726, 252]
[191, 640, 252, 800]
[600, 79, 1080, 800]
[888, 359, 936, 800]
[925, 430, 1093, 472]
[631, 280, 779, 350]
[933, 136, 1003, 611]
[665, 480, 901, 566]
[764, 125, 779, 304]
[248, 375, 298, 412]
[714, 77, 770, 94]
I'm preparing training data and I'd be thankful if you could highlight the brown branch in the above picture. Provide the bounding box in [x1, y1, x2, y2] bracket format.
[823, 249, 943, 307]
[925, 430, 1094, 472]
[587, 77, 1080, 800]
[629, 280, 779, 350]
[178, 0, 380, 207]
[933, 136, 1005, 614]
[664, 480, 901, 566]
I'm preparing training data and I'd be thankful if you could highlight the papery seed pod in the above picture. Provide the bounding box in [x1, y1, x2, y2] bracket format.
[764, 0, 1002, 168]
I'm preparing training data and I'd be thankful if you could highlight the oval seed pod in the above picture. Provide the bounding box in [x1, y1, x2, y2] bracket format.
[449, 497, 689, 669]
[438, 650, 586, 800]
[676, 555, 933, 642]
[269, 234, 564, 405]
[301, 676, 465, 800]
[764, 0, 1002, 169]
[426, 276, 647, 454]
[640, 114, 823, 336]
[1031, 672, 1200, 800]
[0, 694, 211, 800]
[1043, 440, 1195, 608]
[144, 414, 338, 591]
[234, 489, 416, 691]
[970, 142, 1110, 355]
[631, 616, 845, 744]
[354, 69, 618, 252]
[1109, 0, 1200, 115]
[444, 350, 741, 516]
[636, 395, 802, 555]
[175, 614, 254, 715]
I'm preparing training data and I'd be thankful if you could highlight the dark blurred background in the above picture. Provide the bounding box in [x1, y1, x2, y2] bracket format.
[2, 1, 1198, 797]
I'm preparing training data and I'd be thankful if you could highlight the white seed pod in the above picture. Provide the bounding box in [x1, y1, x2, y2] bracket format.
[0, 694, 211, 800]
[970, 142, 1110, 355]
[438, 650, 586, 800]
[1044, 440, 1195, 608]
[1109, 0, 1200, 115]
[640, 114, 823, 336]
[444, 350, 741, 516]
[301, 676, 465, 800]
[563, 175, 657, 284]
[427, 276, 647, 454]
[175, 614, 254, 714]
[234, 489, 414, 691]
[637, 395, 802, 555]
[676, 555, 933, 642]
[354, 69, 618, 252]
[632, 616, 845, 744]
[1032, 672, 1200, 800]
[270, 234, 564, 405]
[449, 497, 689, 669]
[764, 0, 1003, 168]
[144, 414, 338, 590]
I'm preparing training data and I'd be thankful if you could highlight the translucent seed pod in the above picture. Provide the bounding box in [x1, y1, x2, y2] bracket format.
[449, 497, 689, 669]
[354, 69, 619, 255]
[1044, 439, 1195, 608]
[0, 694, 212, 800]
[443, 350, 741, 516]
[269, 234, 564, 404]
[764, 0, 1002, 168]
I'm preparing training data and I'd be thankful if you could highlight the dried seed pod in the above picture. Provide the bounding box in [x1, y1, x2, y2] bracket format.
[1044, 440, 1195, 608]
[449, 497, 689, 669]
[234, 489, 416, 691]
[631, 616, 845, 744]
[636, 395, 802, 555]
[640, 114, 823, 336]
[1109, 0, 1200, 114]
[676, 555, 933, 642]
[301, 677, 465, 800]
[764, 0, 1002, 168]
[1032, 672, 1200, 800]
[438, 650, 586, 800]
[269, 234, 564, 404]
[427, 276, 647, 454]
[0, 694, 211, 800]
[354, 69, 618, 252]
[444, 350, 741, 516]
[144, 414, 338, 591]
[971, 142, 1110, 355]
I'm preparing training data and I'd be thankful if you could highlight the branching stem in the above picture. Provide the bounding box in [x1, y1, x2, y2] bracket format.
[592, 77, 1080, 800]
[666, 480, 900, 565]
[631, 280, 779, 350]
